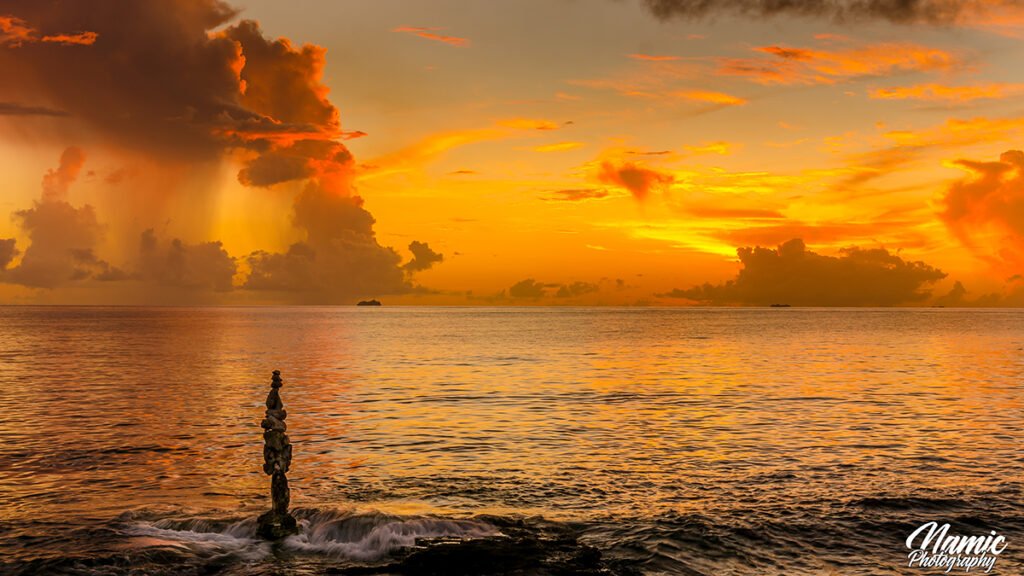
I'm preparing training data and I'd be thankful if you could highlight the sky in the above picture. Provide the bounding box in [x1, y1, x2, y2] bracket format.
[2, 0, 1024, 305]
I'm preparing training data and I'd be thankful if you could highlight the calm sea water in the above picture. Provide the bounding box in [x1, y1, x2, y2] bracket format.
[0, 306, 1022, 575]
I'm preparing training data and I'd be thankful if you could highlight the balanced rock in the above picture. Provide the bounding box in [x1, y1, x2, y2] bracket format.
[256, 370, 298, 539]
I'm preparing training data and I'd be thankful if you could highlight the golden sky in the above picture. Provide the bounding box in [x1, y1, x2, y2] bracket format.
[2, 0, 1024, 305]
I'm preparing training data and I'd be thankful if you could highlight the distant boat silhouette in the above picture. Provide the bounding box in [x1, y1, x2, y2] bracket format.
[357, 299, 382, 306]
[769, 303, 791, 308]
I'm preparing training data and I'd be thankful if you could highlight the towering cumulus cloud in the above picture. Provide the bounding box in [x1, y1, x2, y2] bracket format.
[242, 182, 414, 302]
[660, 239, 946, 306]
[641, 0, 1018, 24]
[0, 147, 124, 289]
[0, 0, 441, 302]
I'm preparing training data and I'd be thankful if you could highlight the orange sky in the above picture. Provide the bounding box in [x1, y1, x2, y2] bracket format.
[2, 0, 1024, 305]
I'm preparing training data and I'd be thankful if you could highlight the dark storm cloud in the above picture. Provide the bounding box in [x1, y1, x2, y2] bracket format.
[659, 238, 946, 305]
[237, 140, 353, 188]
[640, 0, 1014, 24]
[0, 0, 446, 302]
[0, 0, 244, 157]
[0, 0, 349, 178]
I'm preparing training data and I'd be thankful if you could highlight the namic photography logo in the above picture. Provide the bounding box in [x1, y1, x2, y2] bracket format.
[905, 521, 1008, 573]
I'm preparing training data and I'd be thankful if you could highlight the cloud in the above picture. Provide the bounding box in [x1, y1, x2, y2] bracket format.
[660, 238, 946, 306]
[497, 118, 562, 131]
[596, 160, 674, 201]
[881, 117, 1024, 149]
[640, 0, 1023, 25]
[0, 15, 34, 46]
[237, 139, 352, 187]
[0, 147, 233, 292]
[533, 141, 586, 152]
[679, 205, 785, 219]
[628, 54, 679, 61]
[672, 90, 746, 105]
[404, 240, 444, 273]
[0, 238, 18, 269]
[1, 1, 238, 157]
[933, 278, 1024, 306]
[545, 188, 611, 202]
[717, 41, 958, 85]
[934, 280, 969, 306]
[136, 229, 236, 292]
[0, 101, 67, 116]
[555, 281, 599, 298]
[682, 141, 736, 155]
[869, 82, 1024, 102]
[0, 1, 443, 303]
[715, 222, 913, 247]
[41, 145, 86, 200]
[223, 20, 338, 130]
[0, 147, 116, 289]
[508, 278, 548, 298]
[242, 182, 420, 302]
[392, 26, 469, 47]
[40, 31, 97, 46]
[363, 127, 507, 176]
[1, 13, 97, 47]
[832, 116, 1024, 186]
[569, 58, 716, 105]
[0, 1, 346, 175]
[573, 77, 747, 110]
[938, 149, 1024, 273]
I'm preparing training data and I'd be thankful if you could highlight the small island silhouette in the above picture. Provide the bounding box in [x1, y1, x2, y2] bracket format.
[357, 299, 382, 306]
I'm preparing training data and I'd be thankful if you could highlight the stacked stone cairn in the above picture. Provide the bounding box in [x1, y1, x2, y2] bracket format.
[256, 370, 298, 539]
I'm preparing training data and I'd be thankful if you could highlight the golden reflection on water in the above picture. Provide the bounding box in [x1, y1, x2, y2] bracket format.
[0, 307, 1022, 525]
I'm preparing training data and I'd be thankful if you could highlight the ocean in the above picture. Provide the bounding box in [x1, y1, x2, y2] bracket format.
[0, 306, 1021, 575]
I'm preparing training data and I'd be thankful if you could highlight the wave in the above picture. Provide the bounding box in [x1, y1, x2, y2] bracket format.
[3, 507, 605, 575]
[287, 508, 500, 561]
[123, 508, 500, 563]
[6, 496, 1023, 575]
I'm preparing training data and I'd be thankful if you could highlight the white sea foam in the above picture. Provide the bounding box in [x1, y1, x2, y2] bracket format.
[124, 511, 498, 563]
[283, 511, 500, 561]
[124, 520, 269, 561]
